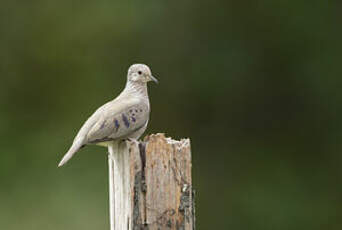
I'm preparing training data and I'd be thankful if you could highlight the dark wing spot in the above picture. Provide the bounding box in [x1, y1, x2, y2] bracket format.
[135, 109, 138, 113]
[100, 120, 106, 129]
[140, 109, 143, 112]
[122, 114, 130, 128]
[114, 119, 120, 131]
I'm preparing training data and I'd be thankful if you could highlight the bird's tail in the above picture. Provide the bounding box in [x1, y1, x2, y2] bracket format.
[58, 139, 84, 167]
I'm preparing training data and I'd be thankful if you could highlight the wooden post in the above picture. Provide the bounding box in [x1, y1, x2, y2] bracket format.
[107, 133, 195, 230]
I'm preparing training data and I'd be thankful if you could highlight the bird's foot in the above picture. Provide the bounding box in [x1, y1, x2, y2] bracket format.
[123, 138, 136, 142]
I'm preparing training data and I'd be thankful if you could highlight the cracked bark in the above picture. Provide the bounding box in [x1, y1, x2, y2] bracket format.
[108, 133, 194, 230]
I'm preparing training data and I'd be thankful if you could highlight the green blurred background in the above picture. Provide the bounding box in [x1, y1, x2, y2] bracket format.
[1, 0, 341, 229]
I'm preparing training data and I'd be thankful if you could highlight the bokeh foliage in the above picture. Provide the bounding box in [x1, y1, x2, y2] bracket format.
[1, 0, 341, 229]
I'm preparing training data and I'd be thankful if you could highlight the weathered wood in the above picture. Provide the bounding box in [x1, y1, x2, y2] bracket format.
[108, 133, 194, 230]
[108, 141, 132, 230]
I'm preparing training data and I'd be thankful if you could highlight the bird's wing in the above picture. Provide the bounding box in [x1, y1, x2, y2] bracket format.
[58, 101, 111, 167]
[86, 97, 149, 144]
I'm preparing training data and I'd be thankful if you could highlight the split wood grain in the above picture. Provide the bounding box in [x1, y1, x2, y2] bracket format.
[108, 133, 195, 230]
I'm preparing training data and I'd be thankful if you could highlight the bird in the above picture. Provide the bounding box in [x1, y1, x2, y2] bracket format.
[58, 64, 158, 167]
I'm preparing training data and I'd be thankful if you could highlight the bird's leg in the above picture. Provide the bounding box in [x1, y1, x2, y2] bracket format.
[121, 138, 136, 143]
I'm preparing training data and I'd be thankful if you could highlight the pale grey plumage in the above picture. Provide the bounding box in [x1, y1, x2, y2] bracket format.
[58, 64, 157, 167]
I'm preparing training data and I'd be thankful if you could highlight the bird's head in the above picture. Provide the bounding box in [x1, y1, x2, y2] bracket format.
[127, 64, 158, 84]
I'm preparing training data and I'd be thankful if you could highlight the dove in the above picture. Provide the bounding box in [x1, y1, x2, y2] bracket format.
[58, 64, 158, 167]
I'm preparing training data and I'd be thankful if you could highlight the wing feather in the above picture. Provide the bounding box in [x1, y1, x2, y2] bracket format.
[86, 97, 149, 143]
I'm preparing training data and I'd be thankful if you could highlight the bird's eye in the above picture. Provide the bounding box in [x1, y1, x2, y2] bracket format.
[138, 71, 142, 75]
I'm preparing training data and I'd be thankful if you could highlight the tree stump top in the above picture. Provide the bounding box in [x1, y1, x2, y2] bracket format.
[108, 133, 194, 230]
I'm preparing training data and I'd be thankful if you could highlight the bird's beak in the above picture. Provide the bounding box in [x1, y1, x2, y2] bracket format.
[150, 75, 158, 84]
